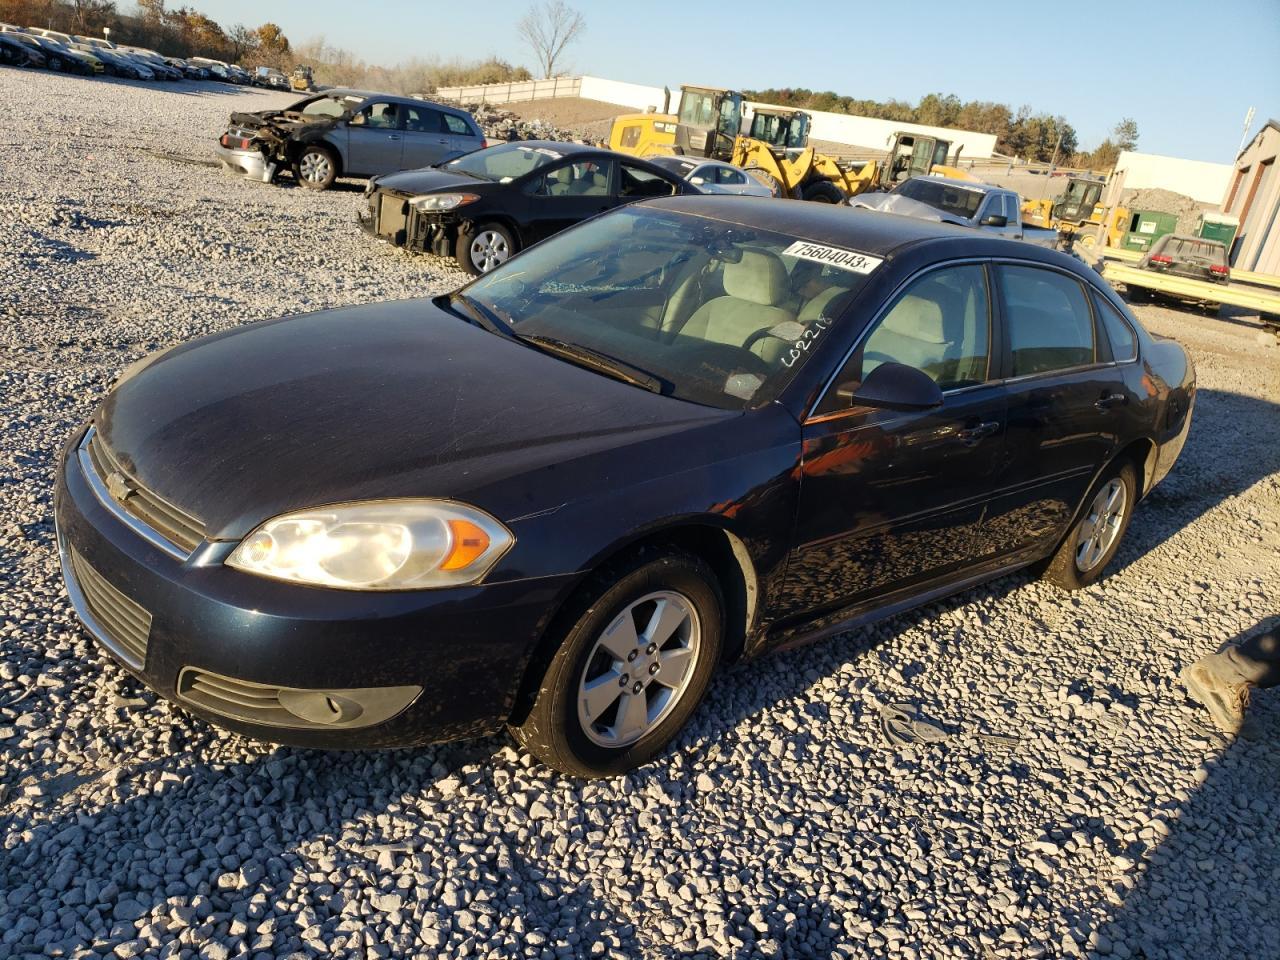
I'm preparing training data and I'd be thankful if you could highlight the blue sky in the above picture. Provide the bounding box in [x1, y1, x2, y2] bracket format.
[192, 0, 1280, 161]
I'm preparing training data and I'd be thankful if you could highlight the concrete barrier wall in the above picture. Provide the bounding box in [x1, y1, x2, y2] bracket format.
[1115, 151, 1233, 204]
[436, 77, 582, 103]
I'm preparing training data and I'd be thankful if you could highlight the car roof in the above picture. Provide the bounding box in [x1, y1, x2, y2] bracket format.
[323, 90, 470, 115]
[908, 175, 993, 192]
[644, 195, 1071, 261]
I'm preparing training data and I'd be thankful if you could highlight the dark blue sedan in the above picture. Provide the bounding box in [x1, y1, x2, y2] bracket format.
[56, 197, 1194, 776]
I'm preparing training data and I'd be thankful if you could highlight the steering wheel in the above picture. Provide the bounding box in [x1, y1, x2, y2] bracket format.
[742, 322, 805, 354]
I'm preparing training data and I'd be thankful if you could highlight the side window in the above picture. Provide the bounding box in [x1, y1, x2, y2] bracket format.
[533, 160, 612, 197]
[401, 105, 442, 133]
[443, 113, 474, 136]
[352, 101, 399, 129]
[1003, 195, 1018, 223]
[717, 167, 747, 186]
[1094, 294, 1137, 362]
[620, 163, 677, 198]
[819, 264, 991, 413]
[980, 195, 1006, 223]
[998, 265, 1095, 376]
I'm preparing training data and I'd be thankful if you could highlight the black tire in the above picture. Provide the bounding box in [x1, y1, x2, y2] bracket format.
[801, 180, 846, 204]
[1041, 461, 1137, 590]
[293, 144, 338, 191]
[455, 222, 517, 276]
[510, 549, 724, 778]
[743, 166, 786, 199]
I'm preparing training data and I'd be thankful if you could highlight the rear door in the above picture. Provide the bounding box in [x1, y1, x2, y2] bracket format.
[981, 262, 1123, 560]
[399, 102, 451, 170]
[345, 100, 404, 176]
[442, 111, 484, 157]
[782, 262, 1008, 620]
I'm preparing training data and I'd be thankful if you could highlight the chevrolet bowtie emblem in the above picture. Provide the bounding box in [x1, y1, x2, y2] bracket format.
[105, 470, 133, 502]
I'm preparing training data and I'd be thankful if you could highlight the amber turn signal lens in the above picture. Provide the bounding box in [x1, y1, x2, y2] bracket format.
[441, 519, 491, 571]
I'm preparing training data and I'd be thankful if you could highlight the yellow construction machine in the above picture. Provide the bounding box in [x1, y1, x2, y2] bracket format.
[1021, 175, 1126, 248]
[609, 86, 958, 203]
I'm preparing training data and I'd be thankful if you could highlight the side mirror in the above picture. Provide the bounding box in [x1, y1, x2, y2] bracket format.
[690, 176, 705, 185]
[836, 362, 943, 411]
[980, 214, 1008, 227]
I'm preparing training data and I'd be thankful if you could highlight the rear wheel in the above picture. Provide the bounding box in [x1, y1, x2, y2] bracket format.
[294, 145, 337, 190]
[1041, 462, 1137, 590]
[456, 222, 516, 275]
[801, 180, 845, 204]
[510, 549, 723, 777]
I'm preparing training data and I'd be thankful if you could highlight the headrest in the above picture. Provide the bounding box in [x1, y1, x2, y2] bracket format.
[798, 286, 847, 323]
[723, 251, 787, 306]
[880, 294, 949, 344]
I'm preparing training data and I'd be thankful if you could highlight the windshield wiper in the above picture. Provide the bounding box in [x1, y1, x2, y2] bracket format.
[517, 335, 665, 394]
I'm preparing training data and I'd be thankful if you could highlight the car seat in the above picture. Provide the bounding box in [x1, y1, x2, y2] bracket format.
[863, 294, 955, 379]
[680, 251, 796, 361]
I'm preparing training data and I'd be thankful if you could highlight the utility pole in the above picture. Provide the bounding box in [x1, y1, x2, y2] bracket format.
[1237, 107, 1256, 158]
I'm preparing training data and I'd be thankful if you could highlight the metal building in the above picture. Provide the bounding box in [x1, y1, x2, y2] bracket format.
[1222, 119, 1280, 274]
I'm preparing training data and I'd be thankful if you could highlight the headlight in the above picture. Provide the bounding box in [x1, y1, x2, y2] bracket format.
[409, 193, 479, 212]
[226, 499, 513, 590]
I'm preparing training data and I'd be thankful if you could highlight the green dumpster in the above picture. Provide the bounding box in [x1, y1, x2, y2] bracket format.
[1197, 211, 1239, 250]
[1121, 210, 1178, 252]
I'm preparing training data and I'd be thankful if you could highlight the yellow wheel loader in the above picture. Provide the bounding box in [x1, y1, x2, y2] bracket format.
[1021, 175, 1126, 248]
[609, 87, 956, 203]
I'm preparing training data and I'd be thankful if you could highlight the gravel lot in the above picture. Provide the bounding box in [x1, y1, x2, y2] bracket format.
[2, 69, 1278, 960]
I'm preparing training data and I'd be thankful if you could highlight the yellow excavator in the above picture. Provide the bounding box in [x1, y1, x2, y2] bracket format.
[609, 86, 958, 202]
[1021, 175, 1127, 248]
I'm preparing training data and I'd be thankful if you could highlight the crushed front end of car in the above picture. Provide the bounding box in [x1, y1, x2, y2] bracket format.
[214, 110, 338, 184]
[358, 185, 459, 258]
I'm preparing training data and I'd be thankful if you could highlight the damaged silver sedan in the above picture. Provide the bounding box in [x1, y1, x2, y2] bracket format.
[214, 89, 486, 191]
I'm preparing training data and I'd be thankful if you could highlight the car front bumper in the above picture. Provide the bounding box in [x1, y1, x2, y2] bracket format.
[214, 144, 276, 183]
[358, 192, 458, 257]
[54, 426, 575, 748]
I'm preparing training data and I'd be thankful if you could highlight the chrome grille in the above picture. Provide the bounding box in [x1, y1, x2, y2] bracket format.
[69, 549, 151, 668]
[84, 429, 206, 556]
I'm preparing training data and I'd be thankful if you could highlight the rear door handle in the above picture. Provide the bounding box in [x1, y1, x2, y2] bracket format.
[387, 134, 401, 141]
[958, 420, 1000, 444]
[1095, 392, 1126, 411]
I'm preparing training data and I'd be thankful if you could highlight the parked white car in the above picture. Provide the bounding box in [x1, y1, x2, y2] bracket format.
[645, 156, 775, 197]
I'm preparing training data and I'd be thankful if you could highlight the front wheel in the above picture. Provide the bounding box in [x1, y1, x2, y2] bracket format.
[510, 549, 723, 777]
[294, 145, 337, 190]
[1041, 461, 1137, 590]
[801, 180, 846, 203]
[456, 222, 516, 275]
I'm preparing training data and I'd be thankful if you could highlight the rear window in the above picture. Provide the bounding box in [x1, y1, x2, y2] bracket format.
[1161, 237, 1227, 264]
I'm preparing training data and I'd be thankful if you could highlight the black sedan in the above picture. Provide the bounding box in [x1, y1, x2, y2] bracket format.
[56, 198, 1195, 777]
[359, 140, 697, 275]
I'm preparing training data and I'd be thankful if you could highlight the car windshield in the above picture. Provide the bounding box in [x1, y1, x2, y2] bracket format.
[444, 142, 566, 181]
[892, 178, 984, 219]
[299, 95, 357, 118]
[462, 207, 878, 409]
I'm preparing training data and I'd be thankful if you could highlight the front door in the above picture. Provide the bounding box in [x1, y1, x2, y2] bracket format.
[345, 100, 403, 176]
[980, 263, 1122, 560]
[523, 158, 616, 244]
[781, 263, 1007, 622]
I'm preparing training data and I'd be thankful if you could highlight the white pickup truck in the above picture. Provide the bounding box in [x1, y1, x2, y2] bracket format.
[851, 176, 1059, 249]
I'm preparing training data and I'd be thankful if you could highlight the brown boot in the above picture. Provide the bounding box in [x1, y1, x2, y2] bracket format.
[1181, 656, 1250, 734]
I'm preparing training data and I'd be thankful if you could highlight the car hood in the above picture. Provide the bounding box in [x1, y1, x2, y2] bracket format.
[95, 300, 730, 540]
[373, 166, 500, 196]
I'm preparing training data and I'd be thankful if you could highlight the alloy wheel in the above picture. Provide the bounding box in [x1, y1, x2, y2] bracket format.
[576, 591, 701, 749]
[469, 230, 510, 273]
[299, 152, 331, 184]
[1075, 478, 1127, 572]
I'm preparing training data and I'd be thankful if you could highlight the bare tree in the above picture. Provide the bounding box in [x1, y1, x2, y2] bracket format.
[517, 0, 584, 79]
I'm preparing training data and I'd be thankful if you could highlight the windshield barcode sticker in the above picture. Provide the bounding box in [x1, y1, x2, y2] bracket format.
[783, 241, 882, 274]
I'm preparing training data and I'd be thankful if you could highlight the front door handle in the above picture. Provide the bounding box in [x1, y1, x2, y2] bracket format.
[387, 134, 401, 141]
[1095, 392, 1126, 411]
[437, 138, 449, 145]
[958, 420, 1000, 444]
